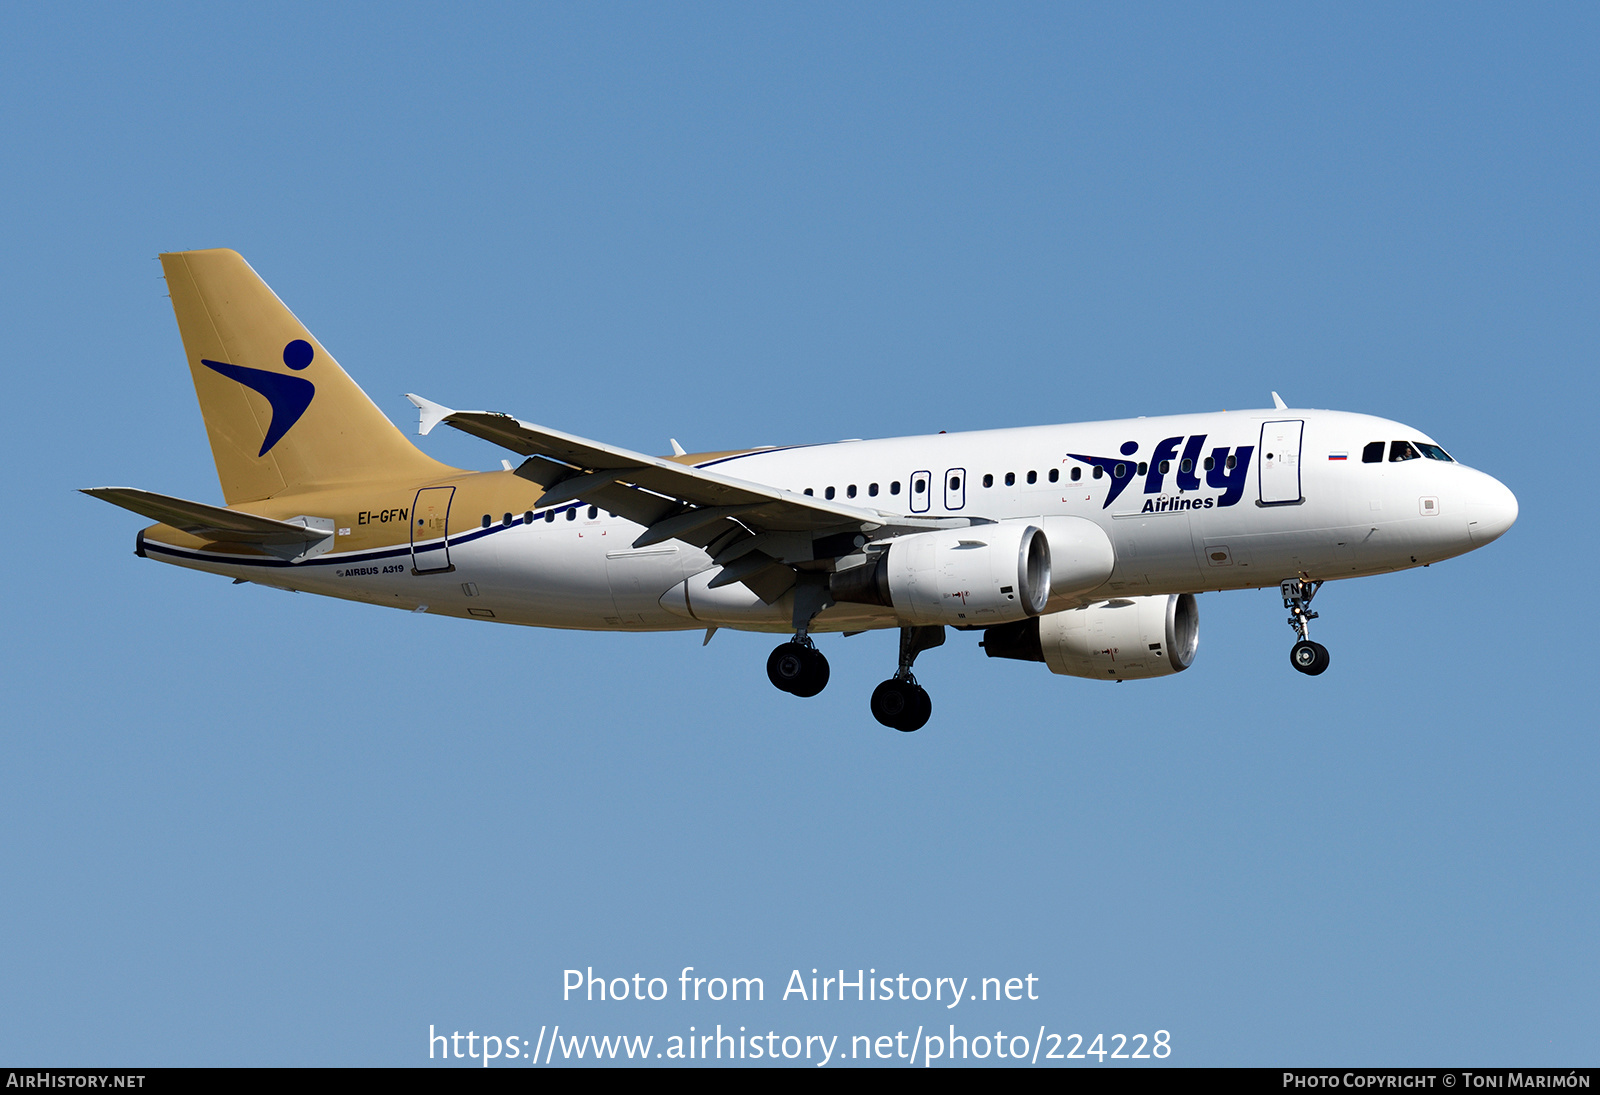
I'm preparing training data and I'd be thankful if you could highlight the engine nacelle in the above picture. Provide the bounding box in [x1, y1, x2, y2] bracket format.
[831, 521, 1051, 626]
[982, 593, 1199, 680]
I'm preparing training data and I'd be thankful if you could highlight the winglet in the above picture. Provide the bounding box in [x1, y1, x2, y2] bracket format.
[670, 438, 687, 457]
[406, 394, 456, 436]
[1271, 391, 1288, 411]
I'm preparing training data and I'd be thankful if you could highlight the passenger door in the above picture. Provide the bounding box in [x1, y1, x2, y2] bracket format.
[411, 486, 455, 573]
[1258, 420, 1304, 505]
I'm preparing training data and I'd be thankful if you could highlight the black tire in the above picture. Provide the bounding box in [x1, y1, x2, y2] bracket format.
[871, 679, 911, 727]
[901, 684, 932, 732]
[767, 642, 808, 693]
[870, 679, 931, 731]
[1290, 640, 1330, 676]
[790, 647, 830, 698]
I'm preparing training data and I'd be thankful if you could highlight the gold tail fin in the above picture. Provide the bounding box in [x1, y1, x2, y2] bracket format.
[160, 249, 455, 503]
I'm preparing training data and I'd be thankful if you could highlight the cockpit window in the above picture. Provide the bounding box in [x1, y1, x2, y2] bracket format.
[1389, 440, 1421, 462]
[1362, 441, 1385, 463]
[1416, 442, 1454, 462]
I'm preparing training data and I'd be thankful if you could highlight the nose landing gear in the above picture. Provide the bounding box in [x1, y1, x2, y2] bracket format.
[871, 625, 944, 732]
[1282, 578, 1330, 676]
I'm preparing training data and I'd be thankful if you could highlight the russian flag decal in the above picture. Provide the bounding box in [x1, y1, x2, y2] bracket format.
[1328, 452, 1348, 460]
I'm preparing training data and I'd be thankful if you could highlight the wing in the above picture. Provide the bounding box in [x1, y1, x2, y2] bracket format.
[407, 395, 967, 601]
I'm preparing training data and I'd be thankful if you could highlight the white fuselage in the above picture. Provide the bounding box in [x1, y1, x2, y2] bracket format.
[140, 408, 1518, 634]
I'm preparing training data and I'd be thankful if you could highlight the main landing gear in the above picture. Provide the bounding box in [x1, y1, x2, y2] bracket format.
[764, 577, 945, 732]
[1282, 578, 1330, 676]
[767, 638, 830, 697]
[870, 626, 944, 732]
[768, 575, 832, 698]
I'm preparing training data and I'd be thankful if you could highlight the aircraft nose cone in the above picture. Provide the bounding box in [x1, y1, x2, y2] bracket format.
[1466, 475, 1518, 546]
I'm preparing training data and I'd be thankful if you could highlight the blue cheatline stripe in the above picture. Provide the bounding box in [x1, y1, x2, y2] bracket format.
[692, 444, 810, 469]
[141, 499, 600, 569]
[143, 458, 828, 572]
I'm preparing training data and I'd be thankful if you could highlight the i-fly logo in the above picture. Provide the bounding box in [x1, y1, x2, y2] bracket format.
[202, 339, 316, 456]
[1069, 435, 1255, 509]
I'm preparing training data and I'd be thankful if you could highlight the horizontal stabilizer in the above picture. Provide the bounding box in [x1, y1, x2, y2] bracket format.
[81, 487, 335, 561]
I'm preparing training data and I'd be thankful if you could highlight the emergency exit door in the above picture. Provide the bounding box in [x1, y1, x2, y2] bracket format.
[909, 470, 932, 513]
[943, 468, 967, 510]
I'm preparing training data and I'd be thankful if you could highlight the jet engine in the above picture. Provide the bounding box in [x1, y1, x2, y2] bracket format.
[981, 593, 1199, 680]
[830, 521, 1051, 626]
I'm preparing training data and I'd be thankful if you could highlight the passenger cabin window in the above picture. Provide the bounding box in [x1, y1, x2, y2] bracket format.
[1005, 472, 1015, 486]
[949, 475, 961, 490]
[1389, 440, 1421, 462]
[481, 514, 490, 528]
[847, 484, 857, 498]
[524, 511, 534, 524]
[1159, 460, 1170, 474]
[1417, 443, 1454, 462]
[869, 483, 879, 496]
[588, 506, 598, 519]
[1092, 466, 1103, 480]
[804, 488, 813, 496]
[983, 474, 994, 488]
[1362, 441, 1385, 463]
[825, 486, 836, 500]
[1203, 457, 1215, 471]
[503, 513, 512, 526]
[1027, 470, 1037, 484]
[545, 510, 555, 523]
[1049, 468, 1059, 483]
[890, 481, 901, 495]
[1071, 467, 1081, 481]
[1137, 462, 1148, 475]
[566, 508, 577, 521]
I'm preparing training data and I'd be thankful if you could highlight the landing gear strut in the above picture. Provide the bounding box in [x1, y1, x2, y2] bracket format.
[768, 575, 832, 698]
[1282, 578, 1330, 676]
[871, 626, 944, 732]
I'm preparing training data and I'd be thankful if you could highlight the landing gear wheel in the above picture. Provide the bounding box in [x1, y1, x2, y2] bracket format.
[790, 647, 830, 697]
[905, 685, 932, 731]
[767, 642, 830, 696]
[1290, 640, 1330, 676]
[871, 679, 932, 732]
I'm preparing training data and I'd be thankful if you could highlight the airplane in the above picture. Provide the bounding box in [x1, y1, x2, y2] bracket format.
[85, 249, 1519, 731]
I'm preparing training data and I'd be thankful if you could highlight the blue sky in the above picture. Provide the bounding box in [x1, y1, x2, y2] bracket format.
[2, 3, 1595, 1066]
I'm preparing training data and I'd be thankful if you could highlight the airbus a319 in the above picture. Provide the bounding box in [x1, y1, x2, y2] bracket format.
[86, 250, 1518, 731]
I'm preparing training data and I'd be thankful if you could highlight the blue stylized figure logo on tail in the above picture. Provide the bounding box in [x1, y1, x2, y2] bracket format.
[202, 339, 316, 456]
